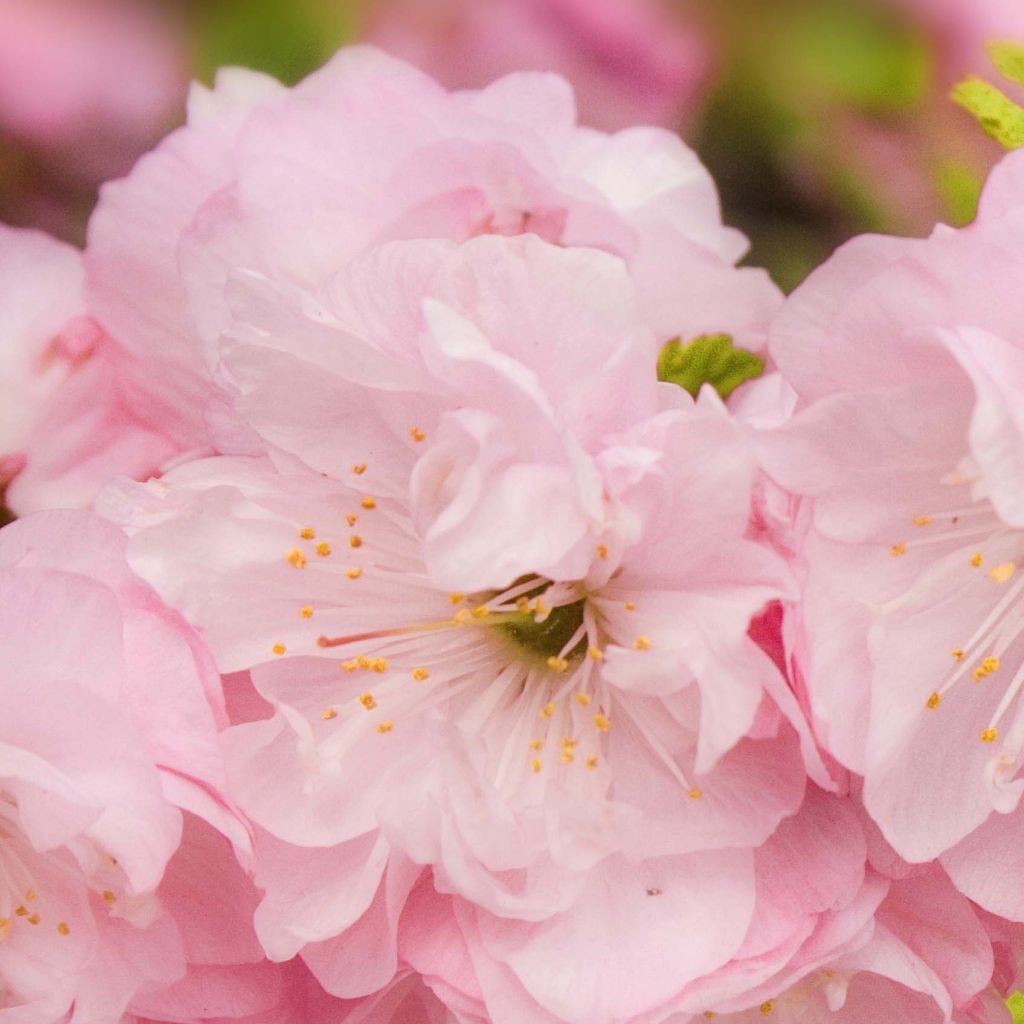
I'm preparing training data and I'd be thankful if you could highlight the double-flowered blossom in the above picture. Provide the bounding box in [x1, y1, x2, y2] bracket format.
[105, 217, 816, 1020]
[760, 147, 1024, 927]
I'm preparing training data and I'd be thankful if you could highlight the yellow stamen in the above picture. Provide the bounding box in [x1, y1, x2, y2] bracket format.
[624, 601, 636, 611]
[14, 906, 27, 917]
[890, 543, 906, 557]
[321, 707, 338, 720]
[688, 787, 703, 800]
[575, 692, 592, 706]
[926, 692, 941, 709]
[358, 693, 377, 710]
[593, 713, 611, 732]
[597, 544, 608, 559]
[299, 527, 315, 540]
[272, 643, 286, 656]
[286, 548, 307, 568]
[453, 608, 473, 625]
[347, 513, 359, 527]
[531, 758, 542, 773]
[981, 728, 998, 743]
[371, 658, 389, 673]
[346, 566, 363, 579]
[588, 646, 603, 661]
[25, 889, 36, 902]
[411, 667, 430, 681]
[989, 562, 1017, 583]
[585, 755, 599, 771]
[300, 605, 314, 619]
[633, 635, 651, 651]
[376, 720, 394, 734]
[472, 605, 490, 619]
[316, 541, 332, 557]
[528, 739, 544, 751]
[951, 648, 965, 661]
[539, 702, 555, 719]
[349, 535, 363, 549]
[57, 922, 69, 936]
[352, 463, 366, 475]
[912, 515, 931, 527]
[102, 891, 116, 904]
[449, 593, 465, 605]
[971, 553, 983, 567]
[547, 656, 569, 673]
[409, 426, 426, 442]
[760, 1002, 775, 1017]
[27, 914, 39, 925]
[361, 496, 377, 510]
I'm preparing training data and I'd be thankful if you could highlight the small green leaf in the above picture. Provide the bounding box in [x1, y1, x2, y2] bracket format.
[989, 41, 1024, 87]
[657, 334, 765, 400]
[951, 76, 1024, 149]
[1009, 991, 1024, 1024]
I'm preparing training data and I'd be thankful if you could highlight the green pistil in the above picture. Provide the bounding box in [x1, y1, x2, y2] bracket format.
[499, 599, 587, 665]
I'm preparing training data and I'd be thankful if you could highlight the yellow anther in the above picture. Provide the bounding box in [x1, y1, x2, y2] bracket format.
[341, 659, 358, 673]
[926, 692, 941, 709]
[299, 527, 316, 540]
[561, 750, 575, 764]
[989, 562, 1017, 583]
[532, 597, 551, 622]
[633, 635, 651, 651]
[593, 713, 611, 732]
[352, 463, 366, 475]
[361, 496, 377, 510]
[102, 891, 116, 904]
[286, 548, 307, 568]
[973, 657, 1001, 682]
[449, 592, 466, 604]
[300, 605, 314, 619]
[585, 755, 599, 771]
[349, 535, 363, 549]
[562, 738, 578, 751]
[981, 728, 998, 743]
[356, 655, 373, 669]
[515, 596, 530, 611]
[951, 648, 965, 661]
[27, 914, 39, 925]
[531, 758, 543, 773]
[575, 692, 592, 706]
[25, 890, 36, 902]
[376, 720, 394, 734]
[912, 515, 932, 527]
[371, 658, 389, 673]
[409, 426, 426, 442]
[14, 906, 27, 917]
[57, 922, 70, 936]
[316, 541, 332, 557]
[597, 544, 608, 559]
[411, 667, 430, 681]
[345, 566, 363, 579]
[971, 552, 983, 567]
[539, 702, 555, 719]
[321, 707, 338, 720]
[760, 1001, 775, 1017]
[528, 739, 544, 751]
[587, 646, 603, 661]
[453, 608, 473, 625]
[359, 692, 377, 710]
[472, 605, 490, 619]
[890, 543, 907, 558]
[624, 601, 636, 611]
[272, 643, 286, 656]
[704, 1015, 717, 1021]
[547, 656, 569, 673]
[346, 513, 359, 527]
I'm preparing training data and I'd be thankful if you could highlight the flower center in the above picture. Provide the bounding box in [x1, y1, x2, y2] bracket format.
[499, 594, 588, 665]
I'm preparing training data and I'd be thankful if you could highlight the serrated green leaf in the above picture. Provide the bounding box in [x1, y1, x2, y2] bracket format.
[989, 41, 1024, 86]
[657, 334, 765, 400]
[951, 76, 1024, 149]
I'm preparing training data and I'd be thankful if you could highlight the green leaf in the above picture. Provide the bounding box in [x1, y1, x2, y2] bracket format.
[1009, 991, 1024, 1024]
[989, 41, 1024, 87]
[951, 76, 1024, 149]
[657, 334, 765, 400]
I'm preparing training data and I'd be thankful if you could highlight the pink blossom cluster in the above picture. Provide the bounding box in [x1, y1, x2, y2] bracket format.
[0, 46, 1023, 1024]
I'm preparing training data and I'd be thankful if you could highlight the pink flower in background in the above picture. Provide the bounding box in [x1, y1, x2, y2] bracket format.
[760, 148, 1024, 916]
[364, 0, 711, 133]
[0, 509, 240, 1020]
[0, 224, 200, 515]
[104, 225, 815, 1019]
[0, 0, 187, 239]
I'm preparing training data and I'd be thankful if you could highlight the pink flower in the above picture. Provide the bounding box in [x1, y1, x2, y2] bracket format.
[105, 227, 812, 1019]
[364, 0, 712, 132]
[0, 509, 239, 1019]
[0, 224, 200, 514]
[760, 148, 1024, 905]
